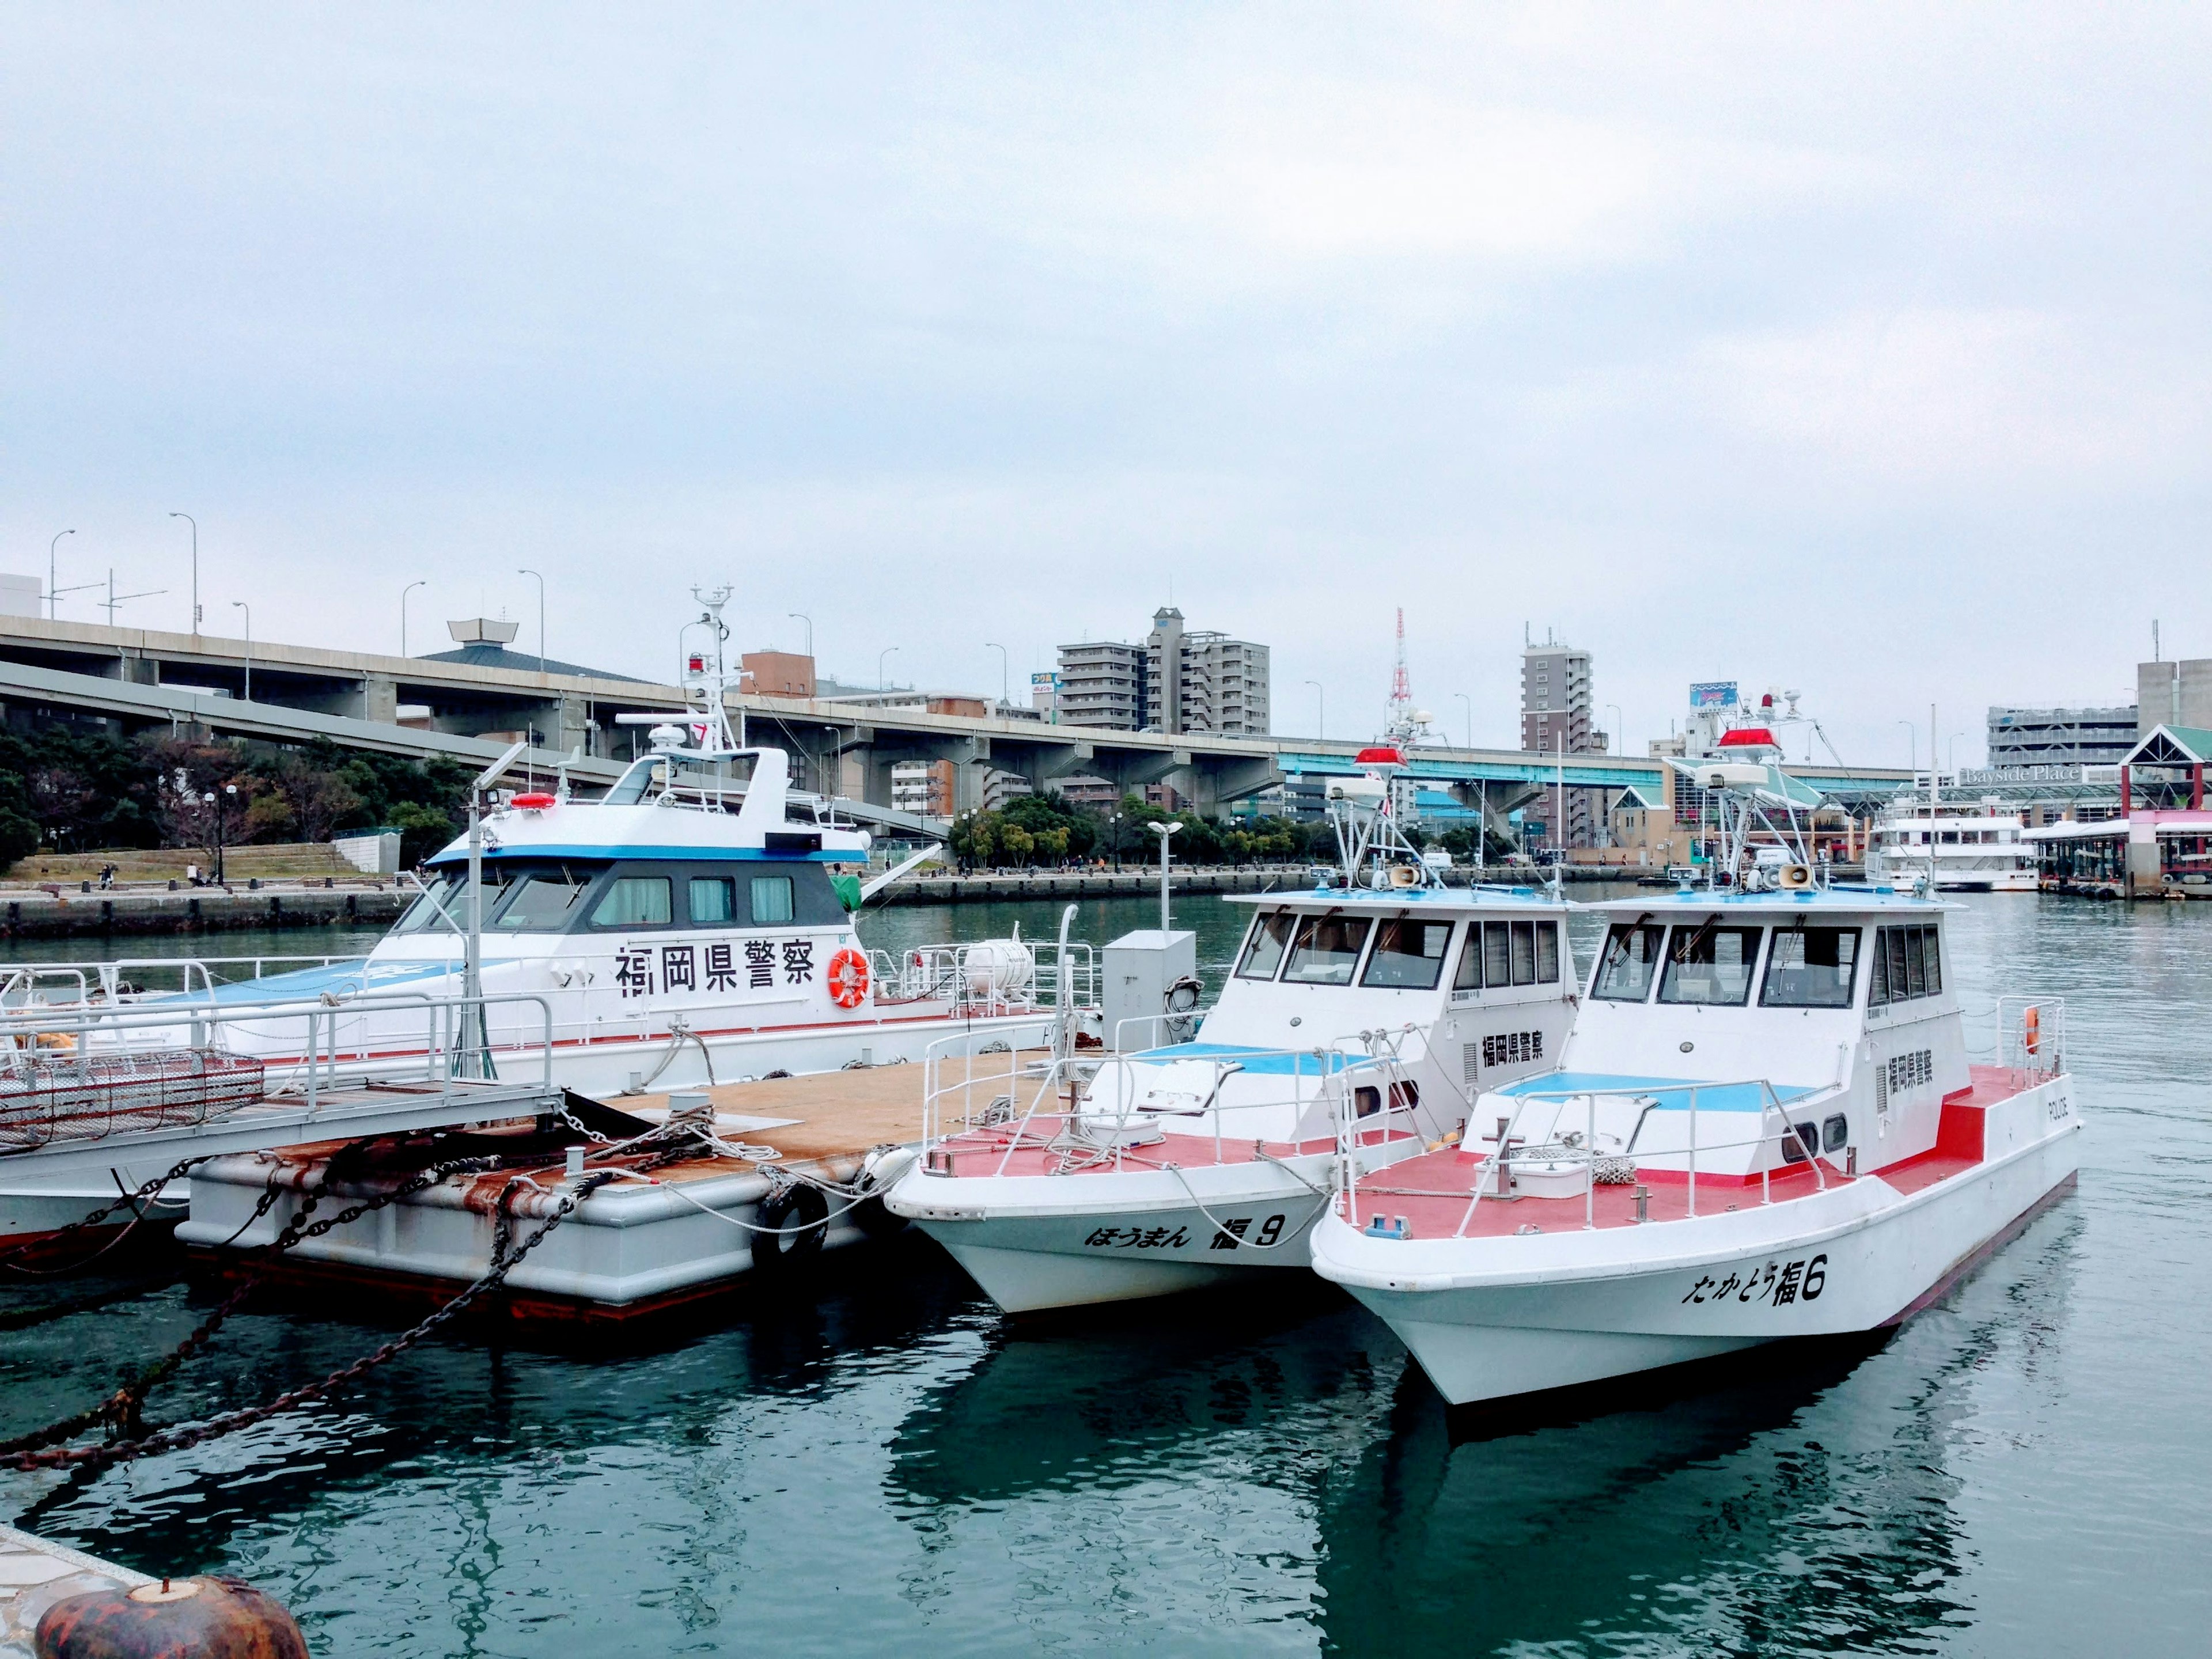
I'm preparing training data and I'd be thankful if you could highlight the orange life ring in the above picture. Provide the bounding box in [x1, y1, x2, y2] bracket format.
[827, 947, 870, 1010]
[2024, 1005, 2040, 1057]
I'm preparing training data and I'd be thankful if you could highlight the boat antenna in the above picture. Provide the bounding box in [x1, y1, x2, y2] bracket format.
[688, 585, 739, 752]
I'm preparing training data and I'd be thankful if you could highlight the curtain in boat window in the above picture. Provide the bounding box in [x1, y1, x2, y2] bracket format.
[1482, 922, 1513, 987]
[688, 877, 736, 925]
[1534, 921, 1560, 984]
[749, 875, 796, 925]
[592, 876, 672, 927]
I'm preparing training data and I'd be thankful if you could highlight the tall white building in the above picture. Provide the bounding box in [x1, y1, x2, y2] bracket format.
[1056, 607, 1269, 736]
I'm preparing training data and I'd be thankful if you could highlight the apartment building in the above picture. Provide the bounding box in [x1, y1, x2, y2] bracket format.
[1056, 608, 1270, 737]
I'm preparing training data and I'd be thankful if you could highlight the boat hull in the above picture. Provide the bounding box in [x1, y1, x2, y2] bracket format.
[1319, 1082, 2081, 1406]
[892, 1155, 1345, 1313]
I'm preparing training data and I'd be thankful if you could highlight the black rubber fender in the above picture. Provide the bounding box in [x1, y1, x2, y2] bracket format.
[752, 1181, 830, 1274]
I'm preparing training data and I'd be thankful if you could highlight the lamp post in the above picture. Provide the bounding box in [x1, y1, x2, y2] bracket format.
[1607, 703, 1624, 756]
[203, 783, 238, 886]
[1948, 732, 1968, 781]
[1455, 692, 1472, 751]
[168, 512, 200, 634]
[1150, 819, 1183, 933]
[1896, 719, 1917, 777]
[233, 601, 251, 701]
[401, 580, 425, 656]
[877, 646, 899, 693]
[47, 530, 72, 620]
[1305, 679, 1324, 740]
[787, 612, 813, 660]
[986, 642, 1008, 714]
[1109, 812, 1122, 872]
[517, 568, 546, 675]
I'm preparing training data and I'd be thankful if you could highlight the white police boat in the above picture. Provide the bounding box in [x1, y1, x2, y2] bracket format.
[1308, 763, 2081, 1407]
[887, 745, 1581, 1312]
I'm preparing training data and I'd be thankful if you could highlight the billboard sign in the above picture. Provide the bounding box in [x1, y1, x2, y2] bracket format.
[1689, 681, 1738, 710]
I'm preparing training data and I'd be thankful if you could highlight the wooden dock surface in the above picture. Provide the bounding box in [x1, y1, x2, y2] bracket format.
[613, 1050, 1047, 1169]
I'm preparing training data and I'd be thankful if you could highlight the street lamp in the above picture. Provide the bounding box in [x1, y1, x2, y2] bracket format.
[47, 530, 75, 621]
[1305, 679, 1324, 740]
[787, 612, 813, 660]
[1109, 812, 1122, 872]
[232, 601, 251, 701]
[1150, 819, 1184, 933]
[877, 646, 899, 693]
[1455, 692, 1473, 751]
[1896, 719, 1917, 776]
[517, 568, 546, 675]
[168, 512, 200, 634]
[401, 580, 425, 656]
[1607, 703, 1624, 756]
[1948, 732, 1968, 780]
[204, 783, 238, 885]
[985, 642, 1008, 714]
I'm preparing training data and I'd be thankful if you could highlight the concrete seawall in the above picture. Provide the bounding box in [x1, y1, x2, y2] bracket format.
[871, 865, 1657, 907]
[0, 887, 410, 938]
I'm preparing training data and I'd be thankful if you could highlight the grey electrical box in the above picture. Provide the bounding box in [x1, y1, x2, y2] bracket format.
[1101, 929, 1199, 1050]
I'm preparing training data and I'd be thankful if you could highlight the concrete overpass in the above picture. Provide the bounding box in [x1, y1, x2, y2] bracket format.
[0, 615, 1918, 825]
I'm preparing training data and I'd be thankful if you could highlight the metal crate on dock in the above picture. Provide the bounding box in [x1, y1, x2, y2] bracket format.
[0, 1050, 268, 1154]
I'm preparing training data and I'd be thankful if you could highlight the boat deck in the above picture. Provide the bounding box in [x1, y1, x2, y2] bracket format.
[1342, 1065, 2026, 1240]
[919, 1119, 1416, 1179]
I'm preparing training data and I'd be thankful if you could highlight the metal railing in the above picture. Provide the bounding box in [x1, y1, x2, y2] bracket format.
[868, 940, 1097, 1013]
[0, 953, 369, 1012]
[1997, 996, 2066, 1084]
[1430, 1078, 1834, 1237]
[0, 986, 556, 1149]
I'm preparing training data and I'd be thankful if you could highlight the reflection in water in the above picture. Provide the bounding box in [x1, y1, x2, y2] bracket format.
[0, 893, 2192, 1656]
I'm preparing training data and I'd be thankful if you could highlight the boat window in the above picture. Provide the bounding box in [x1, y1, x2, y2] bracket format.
[1483, 921, 1512, 988]
[592, 876, 672, 928]
[393, 872, 464, 934]
[1535, 921, 1560, 984]
[689, 877, 736, 925]
[1281, 914, 1373, 986]
[1236, 912, 1296, 981]
[749, 874, 796, 925]
[490, 866, 596, 932]
[1760, 926, 1860, 1008]
[1361, 918, 1453, 990]
[1657, 924, 1762, 1006]
[1592, 923, 1664, 1002]
[1870, 923, 1942, 1007]
[1453, 924, 1482, 990]
[1509, 921, 1536, 985]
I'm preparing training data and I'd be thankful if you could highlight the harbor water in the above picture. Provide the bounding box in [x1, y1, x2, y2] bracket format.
[2, 892, 2206, 1655]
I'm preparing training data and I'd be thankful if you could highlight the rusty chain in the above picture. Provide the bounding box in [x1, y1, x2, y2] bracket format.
[0, 1154, 211, 1275]
[0, 1148, 517, 1468]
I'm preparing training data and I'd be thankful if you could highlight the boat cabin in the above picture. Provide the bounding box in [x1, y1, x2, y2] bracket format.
[1484, 888, 1964, 1181]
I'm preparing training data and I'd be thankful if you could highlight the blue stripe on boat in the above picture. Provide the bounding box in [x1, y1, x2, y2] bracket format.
[1131, 1042, 1376, 1075]
[1496, 1070, 1821, 1111]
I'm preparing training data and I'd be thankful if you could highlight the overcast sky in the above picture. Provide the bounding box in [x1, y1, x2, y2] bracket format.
[7, 5, 2207, 767]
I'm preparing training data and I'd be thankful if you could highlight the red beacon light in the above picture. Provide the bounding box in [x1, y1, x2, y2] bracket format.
[687, 656, 706, 673]
[1717, 727, 1779, 749]
[510, 792, 558, 810]
[1355, 746, 1407, 768]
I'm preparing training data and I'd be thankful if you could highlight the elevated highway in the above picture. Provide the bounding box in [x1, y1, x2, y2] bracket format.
[0, 615, 1920, 824]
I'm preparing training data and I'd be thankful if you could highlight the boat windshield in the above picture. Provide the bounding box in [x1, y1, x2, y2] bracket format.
[1658, 924, 1762, 1006]
[1760, 926, 1860, 1008]
[1281, 915, 1372, 986]
[1361, 918, 1453, 990]
[1592, 923, 1664, 1001]
[392, 872, 464, 935]
[1235, 912, 1296, 980]
[490, 865, 602, 931]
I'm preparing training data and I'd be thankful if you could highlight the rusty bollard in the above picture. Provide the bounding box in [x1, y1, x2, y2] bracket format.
[35, 1574, 307, 1658]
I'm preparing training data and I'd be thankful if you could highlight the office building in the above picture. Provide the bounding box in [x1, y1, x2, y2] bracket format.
[2138, 657, 2212, 737]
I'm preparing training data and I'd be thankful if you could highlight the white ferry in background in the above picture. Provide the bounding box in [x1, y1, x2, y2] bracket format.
[1866, 794, 2035, 892]
[888, 744, 1580, 1313]
[1309, 762, 2080, 1410]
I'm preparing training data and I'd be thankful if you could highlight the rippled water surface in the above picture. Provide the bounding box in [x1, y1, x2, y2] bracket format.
[3, 893, 2208, 1656]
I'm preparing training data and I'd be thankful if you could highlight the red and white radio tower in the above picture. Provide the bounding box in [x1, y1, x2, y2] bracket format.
[1387, 607, 1415, 736]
